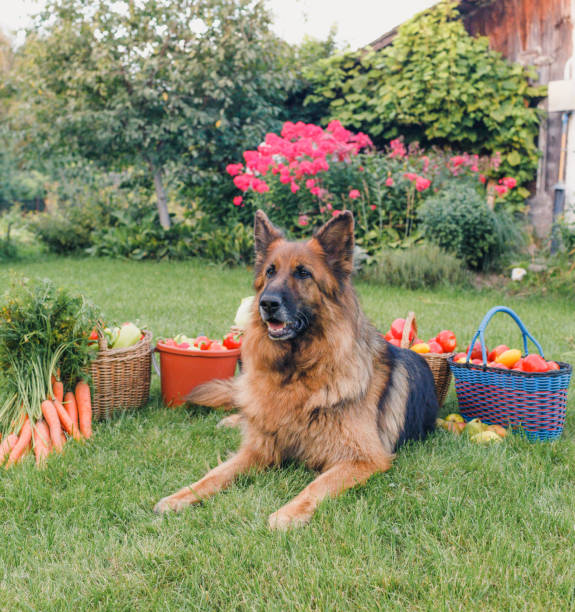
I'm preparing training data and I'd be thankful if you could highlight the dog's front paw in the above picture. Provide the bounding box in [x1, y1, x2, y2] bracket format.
[268, 507, 311, 531]
[153, 495, 189, 514]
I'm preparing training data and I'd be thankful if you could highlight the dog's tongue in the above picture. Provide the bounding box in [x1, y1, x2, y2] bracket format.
[268, 321, 285, 331]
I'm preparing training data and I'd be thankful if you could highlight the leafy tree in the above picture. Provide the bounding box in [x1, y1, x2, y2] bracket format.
[13, 0, 288, 228]
[304, 1, 546, 205]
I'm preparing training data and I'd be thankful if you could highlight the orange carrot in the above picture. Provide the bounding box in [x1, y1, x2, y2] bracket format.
[41, 400, 65, 452]
[53, 398, 76, 438]
[52, 380, 64, 404]
[33, 420, 52, 466]
[76, 381, 93, 439]
[5, 416, 33, 468]
[0, 434, 18, 466]
[64, 391, 81, 440]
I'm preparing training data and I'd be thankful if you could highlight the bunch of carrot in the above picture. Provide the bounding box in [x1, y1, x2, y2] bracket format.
[0, 379, 93, 468]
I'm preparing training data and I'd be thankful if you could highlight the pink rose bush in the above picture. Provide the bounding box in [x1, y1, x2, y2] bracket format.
[227, 122, 517, 253]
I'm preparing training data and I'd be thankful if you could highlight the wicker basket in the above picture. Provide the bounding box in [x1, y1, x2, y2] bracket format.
[449, 306, 572, 442]
[400, 312, 453, 407]
[89, 329, 152, 420]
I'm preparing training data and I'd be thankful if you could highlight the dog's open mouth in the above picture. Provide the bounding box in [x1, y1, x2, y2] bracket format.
[265, 319, 294, 340]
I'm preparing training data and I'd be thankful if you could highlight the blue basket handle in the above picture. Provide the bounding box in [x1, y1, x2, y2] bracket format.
[466, 306, 544, 364]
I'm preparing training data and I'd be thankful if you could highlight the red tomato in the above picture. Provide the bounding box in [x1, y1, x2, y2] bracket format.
[547, 361, 560, 370]
[522, 354, 549, 373]
[511, 358, 524, 371]
[412, 337, 423, 346]
[390, 318, 415, 342]
[223, 332, 242, 350]
[208, 341, 227, 351]
[164, 338, 177, 347]
[384, 331, 393, 341]
[471, 358, 484, 365]
[435, 330, 456, 353]
[178, 342, 190, 349]
[387, 338, 401, 347]
[89, 328, 98, 341]
[466, 341, 484, 360]
[488, 362, 508, 370]
[453, 351, 467, 362]
[427, 340, 443, 354]
[194, 335, 213, 350]
[487, 344, 510, 362]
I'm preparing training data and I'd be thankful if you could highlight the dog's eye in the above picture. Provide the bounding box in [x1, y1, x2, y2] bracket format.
[265, 265, 276, 278]
[294, 265, 311, 279]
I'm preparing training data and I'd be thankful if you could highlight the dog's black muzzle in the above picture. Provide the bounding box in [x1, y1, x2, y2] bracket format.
[259, 290, 310, 341]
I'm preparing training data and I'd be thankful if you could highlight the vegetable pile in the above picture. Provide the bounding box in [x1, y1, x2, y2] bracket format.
[382, 317, 458, 354]
[0, 278, 99, 467]
[91, 322, 143, 350]
[436, 413, 507, 444]
[161, 332, 242, 352]
[454, 342, 561, 372]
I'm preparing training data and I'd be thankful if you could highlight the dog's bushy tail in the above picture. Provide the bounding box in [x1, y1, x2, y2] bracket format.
[185, 378, 237, 410]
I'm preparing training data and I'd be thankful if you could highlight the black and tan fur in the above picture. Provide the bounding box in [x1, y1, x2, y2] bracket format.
[154, 210, 438, 529]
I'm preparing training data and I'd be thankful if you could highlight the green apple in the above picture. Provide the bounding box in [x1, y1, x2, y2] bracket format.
[463, 418, 487, 438]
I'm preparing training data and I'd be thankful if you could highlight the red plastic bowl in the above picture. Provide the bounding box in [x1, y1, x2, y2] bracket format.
[155, 342, 240, 407]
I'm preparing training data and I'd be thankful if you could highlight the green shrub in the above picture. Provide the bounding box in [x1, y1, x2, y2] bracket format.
[364, 244, 469, 289]
[418, 183, 511, 270]
[87, 207, 254, 265]
[29, 209, 95, 254]
[0, 238, 18, 262]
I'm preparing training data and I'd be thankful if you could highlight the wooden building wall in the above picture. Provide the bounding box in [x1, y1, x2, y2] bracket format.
[462, 0, 573, 236]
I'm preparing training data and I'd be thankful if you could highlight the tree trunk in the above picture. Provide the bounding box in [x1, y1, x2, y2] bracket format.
[151, 165, 171, 229]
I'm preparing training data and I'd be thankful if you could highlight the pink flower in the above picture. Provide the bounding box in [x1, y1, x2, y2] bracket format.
[226, 163, 243, 177]
[233, 196, 243, 206]
[298, 214, 309, 227]
[450, 155, 465, 168]
[370, 204, 376, 211]
[415, 176, 431, 192]
[349, 189, 360, 199]
[404, 172, 417, 181]
[502, 177, 517, 189]
[494, 185, 508, 196]
[389, 138, 406, 158]
[332, 209, 341, 217]
[243, 150, 259, 169]
[326, 203, 333, 211]
[471, 165, 479, 172]
[479, 174, 487, 184]
[305, 178, 316, 189]
[253, 179, 270, 194]
[233, 174, 252, 191]
[385, 177, 394, 187]
[310, 186, 321, 196]
[290, 182, 300, 193]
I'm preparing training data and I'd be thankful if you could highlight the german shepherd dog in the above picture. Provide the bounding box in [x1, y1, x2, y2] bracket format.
[154, 210, 438, 529]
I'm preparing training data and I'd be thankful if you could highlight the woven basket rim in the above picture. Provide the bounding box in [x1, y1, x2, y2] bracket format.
[95, 329, 152, 357]
[424, 351, 455, 359]
[449, 357, 572, 377]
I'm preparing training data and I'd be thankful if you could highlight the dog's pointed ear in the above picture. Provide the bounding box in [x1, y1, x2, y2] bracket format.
[313, 211, 355, 279]
[254, 210, 283, 268]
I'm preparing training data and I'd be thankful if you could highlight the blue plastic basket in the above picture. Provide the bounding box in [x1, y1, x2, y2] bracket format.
[448, 306, 572, 442]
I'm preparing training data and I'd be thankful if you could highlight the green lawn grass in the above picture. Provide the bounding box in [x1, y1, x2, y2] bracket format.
[1, 257, 574, 610]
